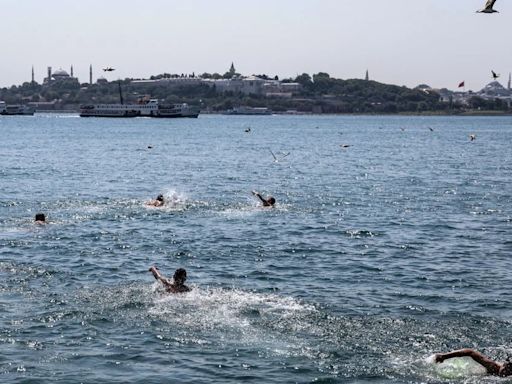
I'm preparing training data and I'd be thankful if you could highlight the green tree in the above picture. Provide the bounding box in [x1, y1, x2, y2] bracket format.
[294, 73, 312, 87]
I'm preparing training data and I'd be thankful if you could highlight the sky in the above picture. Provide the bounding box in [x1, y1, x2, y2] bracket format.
[0, 0, 510, 91]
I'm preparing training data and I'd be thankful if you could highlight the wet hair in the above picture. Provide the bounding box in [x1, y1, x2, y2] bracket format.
[173, 268, 187, 282]
[156, 194, 164, 202]
[502, 360, 512, 376]
[35, 213, 46, 222]
[268, 197, 276, 205]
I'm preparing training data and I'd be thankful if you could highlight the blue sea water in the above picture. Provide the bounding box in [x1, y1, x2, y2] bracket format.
[0, 113, 511, 383]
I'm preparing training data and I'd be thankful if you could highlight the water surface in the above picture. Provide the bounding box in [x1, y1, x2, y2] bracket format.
[1, 114, 511, 383]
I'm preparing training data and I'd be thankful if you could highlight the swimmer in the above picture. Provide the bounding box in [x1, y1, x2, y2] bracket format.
[148, 265, 191, 293]
[252, 191, 275, 207]
[34, 213, 46, 224]
[146, 194, 165, 207]
[434, 348, 512, 377]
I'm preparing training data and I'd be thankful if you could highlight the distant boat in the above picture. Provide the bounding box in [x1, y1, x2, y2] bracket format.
[79, 105, 139, 118]
[79, 99, 200, 118]
[223, 106, 272, 115]
[0, 101, 34, 116]
[79, 81, 199, 118]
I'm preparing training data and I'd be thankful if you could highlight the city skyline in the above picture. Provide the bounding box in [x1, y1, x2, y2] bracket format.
[20, 63, 512, 93]
[1, 0, 511, 90]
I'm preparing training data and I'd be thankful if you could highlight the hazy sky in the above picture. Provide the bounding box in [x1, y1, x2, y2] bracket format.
[1, 0, 510, 90]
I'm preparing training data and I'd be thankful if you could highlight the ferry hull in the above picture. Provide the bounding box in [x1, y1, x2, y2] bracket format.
[79, 101, 200, 119]
[79, 111, 139, 118]
[0, 106, 35, 116]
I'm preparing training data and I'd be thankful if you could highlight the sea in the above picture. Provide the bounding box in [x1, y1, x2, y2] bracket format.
[1, 113, 511, 383]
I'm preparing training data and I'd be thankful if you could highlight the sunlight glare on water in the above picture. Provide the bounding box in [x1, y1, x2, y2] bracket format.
[0, 114, 511, 383]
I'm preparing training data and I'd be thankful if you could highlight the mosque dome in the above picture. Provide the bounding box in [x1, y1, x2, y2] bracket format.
[52, 69, 70, 78]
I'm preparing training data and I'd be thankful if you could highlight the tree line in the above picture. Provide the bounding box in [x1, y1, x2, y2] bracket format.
[0, 72, 509, 114]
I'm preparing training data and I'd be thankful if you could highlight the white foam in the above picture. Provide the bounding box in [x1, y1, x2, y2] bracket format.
[163, 189, 187, 208]
[425, 354, 436, 364]
[433, 357, 487, 379]
[151, 287, 315, 317]
[148, 288, 317, 350]
[144, 189, 191, 211]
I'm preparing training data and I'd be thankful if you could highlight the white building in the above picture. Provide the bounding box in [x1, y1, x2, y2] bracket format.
[131, 77, 203, 87]
[129, 73, 302, 96]
[202, 76, 301, 96]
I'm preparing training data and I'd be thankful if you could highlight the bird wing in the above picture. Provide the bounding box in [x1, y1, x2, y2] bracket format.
[492, 70, 497, 77]
[269, 149, 277, 161]
[485, 0, 496, 10]
[280, 152, 290, 159]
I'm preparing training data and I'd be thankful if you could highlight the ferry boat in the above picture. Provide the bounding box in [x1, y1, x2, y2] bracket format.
[0, 101, 35, 116]
[79, 99, 200, 118]
[223, 106, 272, 115]
[79, 104, 139, 118]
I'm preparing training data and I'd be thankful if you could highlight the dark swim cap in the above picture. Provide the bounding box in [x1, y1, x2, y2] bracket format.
[174, 268, 187, 280]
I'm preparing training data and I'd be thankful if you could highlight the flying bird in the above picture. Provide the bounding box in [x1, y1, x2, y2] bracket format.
[103, 67, 115, 72]
[492, 70, 500, 80]
[269, 149, 290, 162]
[339, 144, 351, 148]
[477, 0, 498, 13]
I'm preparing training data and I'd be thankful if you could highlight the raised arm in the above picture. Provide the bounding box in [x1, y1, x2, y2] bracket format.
[435, 349, 501, 374]
[149, 266, 172, 288]
[252, 191, 266, 204]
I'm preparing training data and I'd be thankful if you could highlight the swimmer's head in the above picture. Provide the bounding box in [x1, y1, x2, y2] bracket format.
[501, 360, 512, 377]
[173, 268, 187, 284]
[268, 197, 276, 206]
[156, 194, 164, 202]
[35, 213, 46, 222]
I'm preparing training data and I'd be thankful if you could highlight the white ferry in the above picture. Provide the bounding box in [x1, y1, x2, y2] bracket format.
[0, 101, 35, 116]
[79, 99, 200, 118]
[223, 106, 272, 115]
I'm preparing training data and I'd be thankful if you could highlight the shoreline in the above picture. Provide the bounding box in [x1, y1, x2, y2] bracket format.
[27, 110, 512, 117]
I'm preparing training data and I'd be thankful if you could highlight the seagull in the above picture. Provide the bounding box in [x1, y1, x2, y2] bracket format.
[339, 144, 351, 148]
[477, 0, 498, 13]
[269, 149, 290, 162]
[103, 67, 115, 72]
[245, 127, 251, 133]
[470, 134, 476, 141]
[492, 70, 500, 80]
[428, 127, 434, 132]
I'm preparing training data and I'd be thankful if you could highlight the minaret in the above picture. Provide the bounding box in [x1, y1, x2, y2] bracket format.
[508, 73, 511, 90]
[31, 65, 35, 83]
[365, 70, 369, 81]
[70, 65, 74, 78]
[89, 64, 93, 85]
[47, 66, 52, 83]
